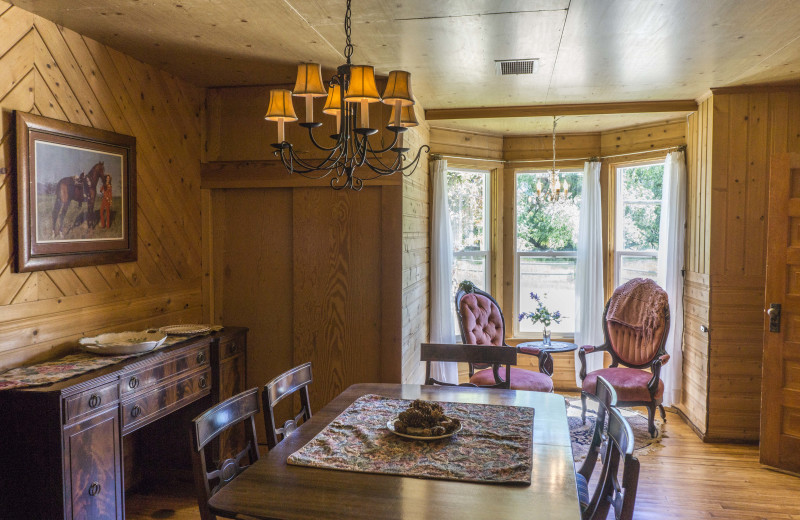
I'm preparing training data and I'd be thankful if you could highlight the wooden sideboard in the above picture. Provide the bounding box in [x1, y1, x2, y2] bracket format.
[0, 327, 247, 519]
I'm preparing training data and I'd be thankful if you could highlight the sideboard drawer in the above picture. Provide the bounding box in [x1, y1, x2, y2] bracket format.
[121, 344, 211, 397]
[219, 333, 245, 362]
[64, 381, 119, 425]
[121, 368, 211, 432]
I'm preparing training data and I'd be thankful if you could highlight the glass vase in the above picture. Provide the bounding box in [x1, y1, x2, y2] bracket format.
[542, 328, 551, 346]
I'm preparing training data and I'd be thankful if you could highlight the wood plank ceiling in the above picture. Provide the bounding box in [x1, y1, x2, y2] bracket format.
[10, 0, 800, 134]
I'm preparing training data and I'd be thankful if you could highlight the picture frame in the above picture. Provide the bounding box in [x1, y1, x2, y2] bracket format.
[15, 112, 137, 272]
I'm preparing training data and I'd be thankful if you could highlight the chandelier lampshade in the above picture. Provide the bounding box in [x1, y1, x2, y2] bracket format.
[344, 65, 382, 128]
[383, 70, 415, 127]
[390, 105, 419, 150]
[265, 89, 298, 143]
[265, 0, 429, 191]
[293, 63, 328, 124]
[391, 105, 418, 127]
[322, 83, 343, 128]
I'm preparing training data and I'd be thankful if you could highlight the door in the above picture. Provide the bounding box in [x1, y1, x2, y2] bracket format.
[762, 152, 800, 473]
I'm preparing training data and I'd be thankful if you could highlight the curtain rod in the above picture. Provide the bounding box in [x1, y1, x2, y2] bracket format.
[433, 145, 686, 165]
[508, 145, 686, 164]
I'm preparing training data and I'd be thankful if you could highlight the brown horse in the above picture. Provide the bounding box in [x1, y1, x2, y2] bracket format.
[50, 161, 106, 237]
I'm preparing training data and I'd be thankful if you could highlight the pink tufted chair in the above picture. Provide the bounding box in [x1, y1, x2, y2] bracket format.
[455, 281, 553, 392]
[578, 278, 670, 437]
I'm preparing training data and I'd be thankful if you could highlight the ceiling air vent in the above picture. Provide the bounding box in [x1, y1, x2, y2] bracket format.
[495, 59, 539, 76]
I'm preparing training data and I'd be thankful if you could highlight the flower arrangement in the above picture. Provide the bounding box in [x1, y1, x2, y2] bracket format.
[518, 293, 562, 344]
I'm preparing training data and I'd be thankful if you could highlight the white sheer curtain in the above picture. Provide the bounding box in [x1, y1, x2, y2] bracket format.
[429, 158, 458, 384]
[574, 160, 606, 385]
[657, 150, 686, 407]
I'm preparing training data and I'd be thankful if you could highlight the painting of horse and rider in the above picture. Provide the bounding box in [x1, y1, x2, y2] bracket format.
[35, 142, 124, 241]
[16, 111, 136, 272]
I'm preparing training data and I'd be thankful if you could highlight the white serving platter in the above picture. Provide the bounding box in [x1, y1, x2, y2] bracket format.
[79, 331, 168, 356]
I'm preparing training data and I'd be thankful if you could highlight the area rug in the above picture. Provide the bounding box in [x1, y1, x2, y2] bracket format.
[566, 398, 665, 462]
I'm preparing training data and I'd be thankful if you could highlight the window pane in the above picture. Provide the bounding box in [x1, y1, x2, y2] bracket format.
[621, 164, 663, 201]
[452, 255, 487, 337]
[618, 255, 658, 286]
[516, 172, 583, 252]
[623, 203, 661, 251]
[517, 256, 575, 334]
[447, 170, 486, 252]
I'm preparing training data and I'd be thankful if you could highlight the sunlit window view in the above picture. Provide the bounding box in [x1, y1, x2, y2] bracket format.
[615, 163, 664, 287]
[515, 171, 582, 335]
[447, 168, 489, 336]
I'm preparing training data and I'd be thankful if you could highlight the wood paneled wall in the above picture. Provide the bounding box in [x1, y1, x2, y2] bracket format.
[431, 120, 687, 391]
[702, 87, 800, 442]
[202, 88, 409, 410]
[401, 118, 431, 384]
[677, 98, 712, 435]
[0, 3, 204, 371]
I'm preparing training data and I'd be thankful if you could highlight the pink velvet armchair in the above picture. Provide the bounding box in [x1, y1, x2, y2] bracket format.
[455, 281, 554, 392]
[578, 278, 670, 437]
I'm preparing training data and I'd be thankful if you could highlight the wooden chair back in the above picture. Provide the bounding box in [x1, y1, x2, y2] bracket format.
[584, 406, 640, 520]
[576, 376, 618, 485]
[190, 387, 260, 520]
[262, 362, 313, 449]
[420, 342, 517, 389]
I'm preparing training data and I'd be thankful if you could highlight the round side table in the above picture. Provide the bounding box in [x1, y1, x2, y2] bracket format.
[517, 341, 577, 376]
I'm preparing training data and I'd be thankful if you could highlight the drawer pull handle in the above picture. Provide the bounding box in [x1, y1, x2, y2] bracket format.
[88, 482, 101, 496]
[199, 376, 208, 389]
[228, 342, 238, 354]
[131, 405, 142, 418]
[128, 376, 139, 389]
[197, 351, 207, 364]
[88, 394, 101, 408]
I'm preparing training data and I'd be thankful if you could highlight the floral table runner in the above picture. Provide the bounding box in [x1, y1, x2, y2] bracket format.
[287, 394, 535, 485]
[0, 332, 213, 391]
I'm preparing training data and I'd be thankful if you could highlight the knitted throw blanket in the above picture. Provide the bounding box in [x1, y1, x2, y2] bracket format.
[606, 278, 668, 344]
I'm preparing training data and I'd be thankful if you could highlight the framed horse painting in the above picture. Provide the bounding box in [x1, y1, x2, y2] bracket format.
[15, 112, 137, 272]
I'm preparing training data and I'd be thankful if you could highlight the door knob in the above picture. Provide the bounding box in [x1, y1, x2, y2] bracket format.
[767, 303, 781, 333]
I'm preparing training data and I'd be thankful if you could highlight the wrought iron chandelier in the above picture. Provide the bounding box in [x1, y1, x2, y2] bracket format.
[265, 0, 429, 191]
[535, 116, 570, 202]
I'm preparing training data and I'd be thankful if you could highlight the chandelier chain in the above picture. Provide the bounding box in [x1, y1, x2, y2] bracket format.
[344, 0, 353, 63]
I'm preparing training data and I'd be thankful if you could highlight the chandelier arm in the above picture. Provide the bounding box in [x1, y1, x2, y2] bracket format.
[306, 126, 345, 152]
[364, 130, 401, 154]
[276, 144, 346, 176]
[278, 144, 342, 173]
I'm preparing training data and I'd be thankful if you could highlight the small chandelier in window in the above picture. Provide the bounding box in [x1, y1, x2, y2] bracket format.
[536, 116, 570, 202]
[264, 0, 429, 191]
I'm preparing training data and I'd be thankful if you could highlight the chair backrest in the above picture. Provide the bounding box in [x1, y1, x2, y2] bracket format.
[455, 283, 506, 347]
[190, 387, 260, 520]
[420, 342, 516, 388]
[576, 376, 618, 485]
[262, 362, 313, 449]
[603, 278, 670, 368]
[584, 406, 640, 520]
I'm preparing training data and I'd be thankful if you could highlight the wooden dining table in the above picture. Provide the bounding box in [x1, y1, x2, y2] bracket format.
[208, 383, 581, 520]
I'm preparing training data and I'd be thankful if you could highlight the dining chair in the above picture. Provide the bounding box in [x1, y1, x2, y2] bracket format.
[578, 277, 670, 436]
[262, 362, 313, 449]
[190, 387, 261, 520]
[455, 281, 554, 392]
[575, 376, 617, 517]
[581, 405, 641, 520]
[421, 342, 517, 388]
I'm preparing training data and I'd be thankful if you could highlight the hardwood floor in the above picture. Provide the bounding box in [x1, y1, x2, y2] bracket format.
[126, 399, 800, 520]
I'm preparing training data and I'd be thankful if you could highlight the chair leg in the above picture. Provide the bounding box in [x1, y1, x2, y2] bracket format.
[646, 403, 657, 437]
[581, 393, 587, 425]
[658, 404, 667, 422]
